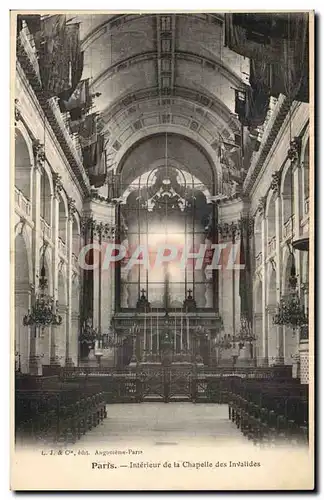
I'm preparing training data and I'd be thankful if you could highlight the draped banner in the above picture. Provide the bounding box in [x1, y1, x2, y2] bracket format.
[224, 13, 284, 63]
[226, 13, 309, 104]
[59, 79, 91, 118]
[88, 135, 107, 188]
[72, 112, 98, 147]
[234, 88, 269, 129]
[33, 15, 71, 97]
[18, 15, 83, 99]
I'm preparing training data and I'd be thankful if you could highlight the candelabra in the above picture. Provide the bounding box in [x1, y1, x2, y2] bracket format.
[23, 267, 62, 330]
[273, 271, 308, 332]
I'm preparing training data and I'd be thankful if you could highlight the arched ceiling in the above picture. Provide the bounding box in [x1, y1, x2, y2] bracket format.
[75, 13, 249, 187]
[118, 133, 217, 190]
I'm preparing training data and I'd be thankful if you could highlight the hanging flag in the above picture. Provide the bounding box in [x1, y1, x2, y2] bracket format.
[32, 14, 71, 97]
[59, 79, 91, 117]
[227, 13, 309, 104]
[75, 113, 98, 148]
[234, 90, 249, 126]
[89, 142, 107, 188]
[224, 13, 284, 63]
[66, 23, 83, 95]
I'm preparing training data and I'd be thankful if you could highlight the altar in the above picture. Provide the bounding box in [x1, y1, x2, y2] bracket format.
[112, 306, 223, 369]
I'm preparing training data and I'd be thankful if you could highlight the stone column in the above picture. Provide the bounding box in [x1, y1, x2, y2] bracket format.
[275, 191, 284, 364]
[258, 197, 268, 366]
[100, 224, 116, 332]
[254, 312, 263, 363]
[267, 305, 278, 366]
[65, 197, 76, 366]
[92, 221, 101, 332]
[29, 142, 43, 375]
[50, 173, 63, 365]
[70, 308, 79, 365]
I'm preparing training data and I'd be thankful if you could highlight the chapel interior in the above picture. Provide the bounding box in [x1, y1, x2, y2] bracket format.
[14, 12, 311, 447]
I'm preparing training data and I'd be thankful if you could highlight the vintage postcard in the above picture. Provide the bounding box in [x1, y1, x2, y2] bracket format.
[11, 10, 314, 491]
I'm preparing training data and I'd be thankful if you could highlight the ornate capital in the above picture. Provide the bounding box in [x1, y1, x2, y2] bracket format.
[80, 215, 95, 235]
[287, 137, 302, 164]
[216, 221, 239, 240]
[93, 221, 116, 240]
[32, 139, 45, 168]
[257, 196, 267, 216]
[52, 172, 63, 198]
[15, 98, 22, 124]
[67, 196, 77, 220]
[270, 171, 281, 196]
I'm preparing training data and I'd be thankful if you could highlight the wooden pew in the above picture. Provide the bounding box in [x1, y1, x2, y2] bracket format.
[15, 378, 107, 445]
[227, 378, 308, 446]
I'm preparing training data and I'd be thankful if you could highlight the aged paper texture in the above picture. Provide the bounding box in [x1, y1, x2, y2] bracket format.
[11, 9, 314, 491]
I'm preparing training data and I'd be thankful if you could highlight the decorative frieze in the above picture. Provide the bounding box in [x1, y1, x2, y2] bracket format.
[93, 221, 116, 241]
[80, 215, 116, 241]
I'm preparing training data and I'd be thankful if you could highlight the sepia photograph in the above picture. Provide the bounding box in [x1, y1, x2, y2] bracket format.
[11, 9, 314, 491]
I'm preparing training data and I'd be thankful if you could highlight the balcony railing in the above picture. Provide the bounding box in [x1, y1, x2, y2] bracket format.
[58, 237, 67, 256]
[304, 198, 309, 215]
[283, 215, 295, 239]
[47, 97, 87, 171]
[40, 217, 52, 240]
[254, 97, 279, 143]
[15, 187, 31, 217]
[267, 236, 276, 255]
[255, 252, 262, 268]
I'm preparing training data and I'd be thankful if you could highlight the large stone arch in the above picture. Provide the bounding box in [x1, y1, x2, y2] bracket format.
[115, 132, 220, 191]
[15, 126, 33, 202]
[15, 231, 32, 373]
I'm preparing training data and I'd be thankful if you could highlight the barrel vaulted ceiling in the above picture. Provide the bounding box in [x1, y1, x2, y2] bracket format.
[76, 13, 249, 186]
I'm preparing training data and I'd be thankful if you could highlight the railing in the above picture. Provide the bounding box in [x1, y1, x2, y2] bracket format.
[254, 97, 279, 143]
[15, 187, 31, 217]
[17, 21, 40, 82]
[40, 217, 52, 240]
[255, 252, 262, 268]
[304, 198, 309, 215]
[47, 97, 87, 174]
[267, 235, 276, 254]
[283, 215, 295, 239]
[58, 237, 67, 256]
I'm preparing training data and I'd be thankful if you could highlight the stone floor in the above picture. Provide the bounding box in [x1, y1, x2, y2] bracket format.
[75, 403, 249, 447]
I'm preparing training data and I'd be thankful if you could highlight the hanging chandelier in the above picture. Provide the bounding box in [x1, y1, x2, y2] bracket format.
[23, 265, 62, 329]
[273, 256, 308, 330]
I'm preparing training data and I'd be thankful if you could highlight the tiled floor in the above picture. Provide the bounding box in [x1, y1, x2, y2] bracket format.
[75, 403, 249, 447]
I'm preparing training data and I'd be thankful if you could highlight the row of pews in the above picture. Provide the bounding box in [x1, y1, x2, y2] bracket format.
[15, 375, 107, 446]
[227, 378, 309, 446]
